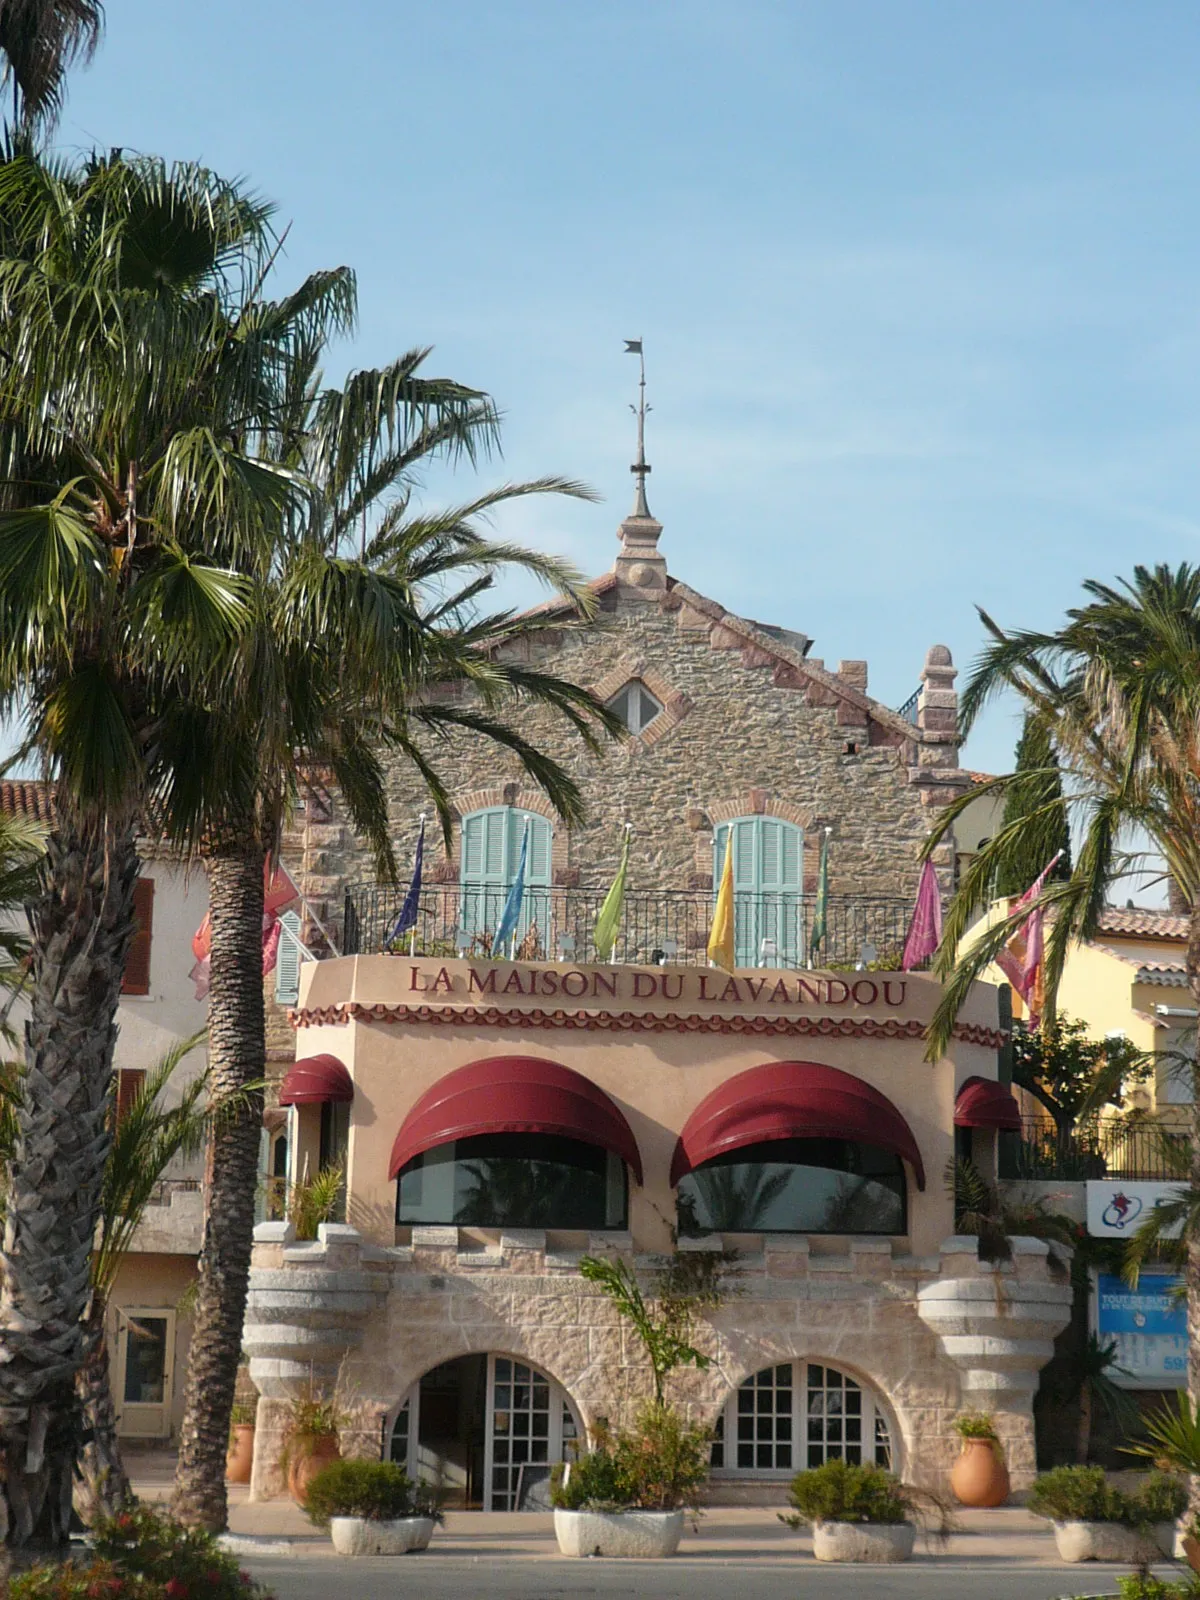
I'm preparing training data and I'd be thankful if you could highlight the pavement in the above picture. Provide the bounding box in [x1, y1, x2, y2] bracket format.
[126, 1453, 1179, 1600]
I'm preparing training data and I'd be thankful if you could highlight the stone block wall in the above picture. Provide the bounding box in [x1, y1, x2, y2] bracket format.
[244, 1222, 1071, 1502]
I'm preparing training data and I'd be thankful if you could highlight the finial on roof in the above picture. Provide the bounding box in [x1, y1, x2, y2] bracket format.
[624, 338, 653, 517]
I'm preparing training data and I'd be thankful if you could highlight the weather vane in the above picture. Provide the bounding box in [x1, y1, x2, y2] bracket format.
[624, 338, 652, 518]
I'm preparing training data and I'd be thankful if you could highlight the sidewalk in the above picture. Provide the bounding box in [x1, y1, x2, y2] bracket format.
[129, 1456, 1066, 1564]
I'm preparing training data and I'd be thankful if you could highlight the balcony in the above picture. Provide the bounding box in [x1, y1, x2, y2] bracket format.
[342, 883, 916, 970]
[999, 1117, 1186, 1182]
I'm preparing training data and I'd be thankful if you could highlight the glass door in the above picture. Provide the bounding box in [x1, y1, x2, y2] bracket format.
[115, 1308, 175, 1438]
[485, 1355, 576, 1511]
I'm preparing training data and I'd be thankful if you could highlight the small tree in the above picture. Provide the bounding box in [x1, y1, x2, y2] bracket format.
[1012, 1014, 1151, 1146]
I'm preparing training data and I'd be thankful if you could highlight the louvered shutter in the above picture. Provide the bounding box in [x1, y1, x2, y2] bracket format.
[275, 910, 302, 1005]
[524, 815, 552, 886]
[116, 1067, 146, 1125]
[122, 877, 155, 996]
[461, 812, 485, 880]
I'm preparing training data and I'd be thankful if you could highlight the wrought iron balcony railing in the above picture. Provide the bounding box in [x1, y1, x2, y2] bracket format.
[342, 882, 916, 970]
[999, 1117, 1187, 1183]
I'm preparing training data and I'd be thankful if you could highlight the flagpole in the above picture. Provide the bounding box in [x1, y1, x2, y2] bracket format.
[410, 813, 425, 958]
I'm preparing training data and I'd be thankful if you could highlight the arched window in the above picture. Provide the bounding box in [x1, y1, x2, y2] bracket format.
[460, 806, 553, 954]
[677, 1138, 906, 1235]
[710, 1361, 894, 1477]
[712, 816, 803, 967]
[396, 1133, 628, 1230]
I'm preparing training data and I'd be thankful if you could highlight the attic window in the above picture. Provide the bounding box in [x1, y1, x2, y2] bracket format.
[609, 679, 663, 736]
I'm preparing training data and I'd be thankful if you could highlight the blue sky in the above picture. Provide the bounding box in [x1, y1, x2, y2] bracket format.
[45, 0, 1200, 777]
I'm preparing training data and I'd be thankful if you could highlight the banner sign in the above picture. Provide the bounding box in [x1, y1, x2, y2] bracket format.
[1085, 1180, 1184, 1239]
[1094, 1272, 1187, 1389]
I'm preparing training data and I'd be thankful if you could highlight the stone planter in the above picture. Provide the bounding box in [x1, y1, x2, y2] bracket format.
[554, 1508, 685, 1558]
[811, 1521, 916, 1563]
[1051, 1521, 1175, 1563]
[329, 1516, 435, 1556]
[286, 1434, 341, 1503]
[225, 1423, 255, 1485]
[950, 1437, 1009, 1508]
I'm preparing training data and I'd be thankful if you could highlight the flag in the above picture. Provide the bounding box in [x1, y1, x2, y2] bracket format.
[994, 851, 1063, 1028]
[387, 818, 425, 946]
[190, 858, 299, 999]
[624, 339, 643, 354]
[707, 830, 736, 972]
[809, 831, 830, 961]
[594, 826, 632, 962]
[901, 859, 943, 971]
[493, 820, 530, 956]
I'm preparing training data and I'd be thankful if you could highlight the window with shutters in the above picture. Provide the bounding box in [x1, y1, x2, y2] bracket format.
[712, 816, 804, 967]
[115, 1067, 146, 1126]
[607, 679, 663, 736]
[459, 808, 553, 952]
[121, 877, 155, 996]
[274, 910, 303, 1006]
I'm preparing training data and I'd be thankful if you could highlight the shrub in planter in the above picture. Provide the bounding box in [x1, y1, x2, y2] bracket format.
[1115, 1577, 1200, 1600]
[303, 1458, 442, 1524]
[1028, 1466, 1186, 1563]
[11, 1506, 275, 1599]
[950, 1410, 1009, 1508]
[780, 1459, 950, 1563]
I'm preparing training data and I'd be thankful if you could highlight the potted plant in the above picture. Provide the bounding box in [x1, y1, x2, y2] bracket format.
[302, 1458, 442, 1556]
[1028, 1465, 1186, 1562]
[949, 1410, 1009, 1507]
[552, 1404, 710, 1558]
[225, 1396, 258, 1485]
[281, 1387, 344, 1503]
[780, 1458, 950, 1562]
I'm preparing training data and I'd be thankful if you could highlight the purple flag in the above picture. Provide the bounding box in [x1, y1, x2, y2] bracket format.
[902, 859, 943, 971]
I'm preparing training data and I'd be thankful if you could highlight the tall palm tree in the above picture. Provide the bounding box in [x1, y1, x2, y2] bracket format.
[0, 0, 103, 132]
[924, 564, 1200, 1418]
[167, 343, 623, 1531]
[0, 148, 346, 1551]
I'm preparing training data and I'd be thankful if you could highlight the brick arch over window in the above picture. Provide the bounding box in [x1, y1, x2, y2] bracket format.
[692, 792, 818, 881]
[437, 786, 571, 882]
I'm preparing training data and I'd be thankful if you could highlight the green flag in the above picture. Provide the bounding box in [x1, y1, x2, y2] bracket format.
[809, 830, 830, 963]
[594, 827, 632, 962]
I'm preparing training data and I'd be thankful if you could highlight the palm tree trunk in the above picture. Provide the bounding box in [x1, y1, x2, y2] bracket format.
[172, 840, 265, 1531]
[1187, 906, 1200, 1516]
[0, 818, 138, 1554]
[74, 1303, 132, 1525]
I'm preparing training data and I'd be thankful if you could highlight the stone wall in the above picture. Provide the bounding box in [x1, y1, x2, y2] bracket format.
[245, 1221, 1071, 1502]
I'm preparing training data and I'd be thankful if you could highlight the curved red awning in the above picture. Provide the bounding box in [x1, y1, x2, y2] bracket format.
[670, 1061, 925, 1190]
[279, 1054, 354, 1107]
[954, 1075, 1022, 1132]
[388, 1056, 643, 1184]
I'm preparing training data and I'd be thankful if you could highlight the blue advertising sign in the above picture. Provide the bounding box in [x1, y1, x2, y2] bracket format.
[1095, 1273, 1188, 1389]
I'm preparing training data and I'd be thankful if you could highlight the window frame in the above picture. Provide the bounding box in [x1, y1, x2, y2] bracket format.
[607, 679, 664, 736]
[710, 1359, 896, 1480]
[394, 1131, 629, 1231]
[676, 1136, 908, 1237]
[711, 815, 804, 967]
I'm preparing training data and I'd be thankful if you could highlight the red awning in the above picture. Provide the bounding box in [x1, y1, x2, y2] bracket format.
[278, 1054, 354, 1107]
[954, 1076, 1022, 1132]
[670, 1061, 926, 1190]
[388, 1056, 643, 1183]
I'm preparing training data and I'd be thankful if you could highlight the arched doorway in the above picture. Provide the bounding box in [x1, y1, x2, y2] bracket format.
[710, 1359, 897, 1480]
[388, 1353, 580, 1510]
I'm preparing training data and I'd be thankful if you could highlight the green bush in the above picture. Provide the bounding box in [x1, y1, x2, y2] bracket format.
[1117, 1575, 1200, 1600]
[1028, 1466, 1186, 1528]
[953, 1410, 998, 1441]
[12, 1505, 275, 1600]
[302, 1458, 443, 1527]
[782, 1458, 910, 1526]
[552, 1404, 711, 1512]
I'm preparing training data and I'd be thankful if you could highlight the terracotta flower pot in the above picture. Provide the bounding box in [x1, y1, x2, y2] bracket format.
[225, 1423, 255, 1485]
[950, 1436, 1010, 1508]
[1183, 1532, 1200, 1572]
[287, 1433, 341, 1503]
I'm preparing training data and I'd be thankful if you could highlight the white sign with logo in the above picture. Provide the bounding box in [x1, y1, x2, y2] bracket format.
[1085, 1180, 1184, 1239]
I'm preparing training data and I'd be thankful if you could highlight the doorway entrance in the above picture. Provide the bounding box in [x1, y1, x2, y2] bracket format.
[389, 1353, 579, 1510]
[113, 1307, 176, 1438]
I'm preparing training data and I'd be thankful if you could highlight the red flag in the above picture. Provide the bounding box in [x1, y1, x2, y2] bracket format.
[190, 859, 299, 996]
[995, 852, 1062, 1027]
[902, 859, 943, 971]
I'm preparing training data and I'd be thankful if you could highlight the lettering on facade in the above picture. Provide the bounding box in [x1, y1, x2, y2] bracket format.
[408, 961, 907, 1011]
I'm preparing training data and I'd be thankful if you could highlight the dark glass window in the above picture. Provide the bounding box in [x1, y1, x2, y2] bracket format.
[676, 1137, 905, 1235]
[396, 1133, 627, 1230]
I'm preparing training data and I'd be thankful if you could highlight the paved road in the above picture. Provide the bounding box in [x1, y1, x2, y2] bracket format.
[241, 1552, 1138, 1600]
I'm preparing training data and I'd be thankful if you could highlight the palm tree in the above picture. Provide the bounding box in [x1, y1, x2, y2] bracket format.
[0, 148, 345, 1550]
[0, 0, 103, 132]
[924, 564, 1200, 1421]
[166, 347, 622, 1530]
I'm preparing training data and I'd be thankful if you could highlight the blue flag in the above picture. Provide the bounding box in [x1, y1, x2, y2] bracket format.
[387, 818, 425, 946]
[492, 820, 529, 956]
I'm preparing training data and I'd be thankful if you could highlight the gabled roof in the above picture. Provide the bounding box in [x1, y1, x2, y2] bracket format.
[0, 779, 54, 825]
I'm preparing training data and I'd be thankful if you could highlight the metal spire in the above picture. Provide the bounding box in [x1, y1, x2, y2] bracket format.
[624, 338, 652, 518]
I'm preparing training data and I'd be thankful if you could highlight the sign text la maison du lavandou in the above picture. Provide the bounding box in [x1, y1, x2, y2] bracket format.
[400, 961, 912, 1010]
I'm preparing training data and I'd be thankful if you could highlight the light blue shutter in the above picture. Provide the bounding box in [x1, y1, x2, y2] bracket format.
[275, 910, 302, 1005]
[461, 807, 554, 944]
[715, 817, 804, 967]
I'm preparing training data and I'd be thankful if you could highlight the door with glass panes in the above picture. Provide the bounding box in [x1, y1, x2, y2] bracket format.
[459, 808, 553, 956]
[713, 817, 804, 967]
[114, 1307, 176, 1438]
[710, 1360, 894, 1478]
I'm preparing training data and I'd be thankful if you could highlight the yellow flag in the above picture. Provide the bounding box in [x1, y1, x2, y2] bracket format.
[707, 831, 736, 972]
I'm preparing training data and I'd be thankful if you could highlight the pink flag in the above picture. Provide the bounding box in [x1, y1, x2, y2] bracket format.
[994, 851, 1063, 1028]
[902, 859, 943, 971]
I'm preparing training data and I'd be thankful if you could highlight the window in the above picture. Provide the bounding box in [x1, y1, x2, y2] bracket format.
[396, 1133, 627, 1230]
[712, 817, 803, 967]
[121, 877, 155, 996]
[710, 1361, 893, 1476]
[115, 1068, 146, 1126]
[676, 1137, 906, 1235]
[459, 807, 553, 951]
[607, 679, 663, 736]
